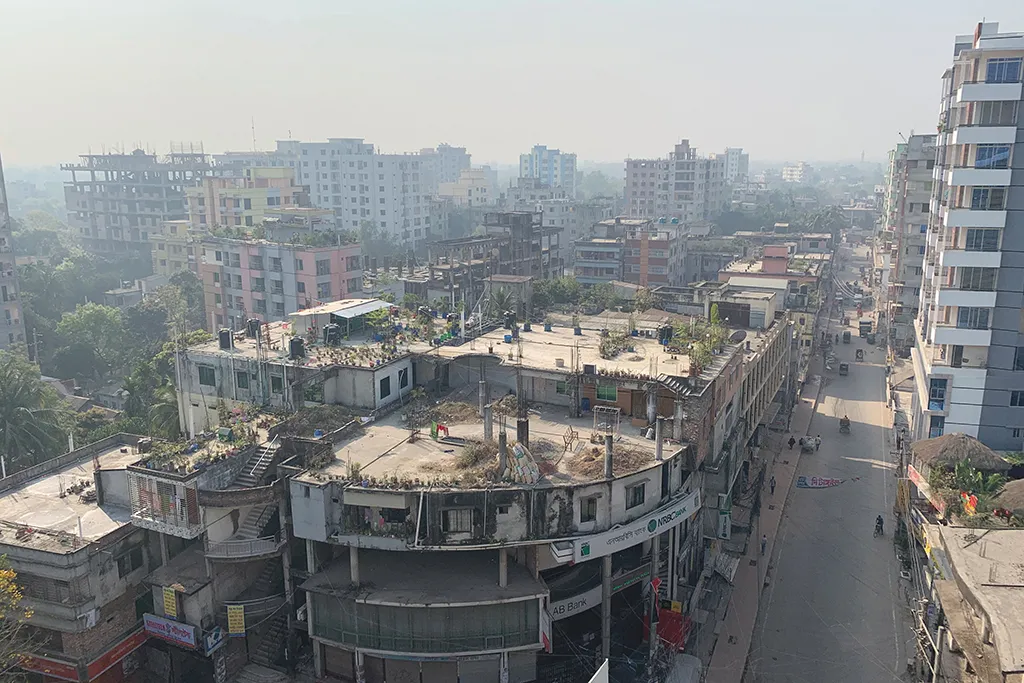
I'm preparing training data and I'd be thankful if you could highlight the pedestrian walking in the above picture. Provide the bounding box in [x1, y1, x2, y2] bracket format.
[815, 434, 821, 451]
[770, 475, 776, 495]
[788, 436, 796, 450]
[761, 534, 767, 555]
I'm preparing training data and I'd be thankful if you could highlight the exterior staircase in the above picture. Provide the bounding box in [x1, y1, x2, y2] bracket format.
[250, 615, 288, 668]
[231, 663, 290, 683]
[232, 441, 280, 489]
[235, 504, 278, 540]
[657, 373, 688, 395]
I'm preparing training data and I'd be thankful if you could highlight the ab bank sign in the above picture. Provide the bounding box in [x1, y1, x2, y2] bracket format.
[573, 489, 701, 563]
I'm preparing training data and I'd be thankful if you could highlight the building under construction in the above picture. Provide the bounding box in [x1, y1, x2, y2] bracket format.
[62, 147, 210, 255]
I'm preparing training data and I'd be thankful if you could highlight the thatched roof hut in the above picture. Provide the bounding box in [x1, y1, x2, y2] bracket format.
[910, 432, 1010, 473]
[994, 479, 1024, 513]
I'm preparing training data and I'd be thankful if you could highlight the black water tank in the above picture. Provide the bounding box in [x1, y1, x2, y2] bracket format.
[289, 336, 306, 360]
[246, 318, 261, 338]
[218, 328, 232, 350]
[323, 323, 342, 346]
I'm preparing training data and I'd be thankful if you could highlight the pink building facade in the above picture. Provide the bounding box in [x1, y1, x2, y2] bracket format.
[200, 237, 362, 330]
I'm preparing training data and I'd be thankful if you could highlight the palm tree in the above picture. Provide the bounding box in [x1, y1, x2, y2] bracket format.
[148, 383, 181, 439]
[0, 350, 69, 469]
[487, 288, 517, 319]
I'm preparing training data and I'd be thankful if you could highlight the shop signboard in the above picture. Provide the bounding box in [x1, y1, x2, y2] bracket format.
[550, 562, 652, 622]
[144, 613, 197, 650]
[163, 586, 178, 618]
[907, 464, 946, 515]
[19, 654, 80, 682]
[86, 628, 147, 679]
[227, 604, 246, 637]
[574, 490, 700, 562]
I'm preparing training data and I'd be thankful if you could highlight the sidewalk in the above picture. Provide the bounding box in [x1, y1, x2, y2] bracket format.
[703, 356, 824, 683]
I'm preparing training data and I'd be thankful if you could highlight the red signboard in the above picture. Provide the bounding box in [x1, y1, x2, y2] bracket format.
[907, 464, 946, 515]
[86, 628, 147, 679]
[20, 654, 80, 682]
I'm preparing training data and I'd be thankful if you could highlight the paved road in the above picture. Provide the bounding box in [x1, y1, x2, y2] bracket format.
[747, 256, 910, 682]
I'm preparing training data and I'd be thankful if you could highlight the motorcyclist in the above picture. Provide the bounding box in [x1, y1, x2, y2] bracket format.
[875, 515, 884, 535]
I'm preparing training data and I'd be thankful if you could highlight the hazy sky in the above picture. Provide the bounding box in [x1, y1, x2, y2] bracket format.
[3, 0, 1024, 168]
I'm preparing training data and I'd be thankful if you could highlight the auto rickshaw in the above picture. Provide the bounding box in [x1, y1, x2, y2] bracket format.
[856, 349, 864, 361]
[839, 362, 849, 376]
[840, 416, 851, 434]
[843, 331, 851, 344]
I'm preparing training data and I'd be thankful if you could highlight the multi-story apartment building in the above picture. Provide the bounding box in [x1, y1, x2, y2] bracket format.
[6, 434, 157, 683]
[151, 220, 199, 278]
[519, 145, 577, 197]
[572, 218, 686, 287]
[216, 139, 440, 248]
[625, 140, 728, 224]
[199, 236, 362, 330]
[883, 135, 937, 351]
[186, 167, 307, 229]
[502, 177, 568, 210]
[780, 162, 812, 183]
[437, 168, 498, 207]
[535, 198, 614, 270]
[62, 149, 210, 255]
[912, 22, 1024, 450]
[420, 143, 472, 184]
[0, 153, 26, 352]
[722, 147, 750, 184]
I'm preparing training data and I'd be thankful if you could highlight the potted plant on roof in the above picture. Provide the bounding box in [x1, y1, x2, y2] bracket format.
[572, 313, 582, 336]
[544, 315, 554, 332]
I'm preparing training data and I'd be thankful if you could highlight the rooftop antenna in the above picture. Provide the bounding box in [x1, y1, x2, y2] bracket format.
[252, 117, 258, 153]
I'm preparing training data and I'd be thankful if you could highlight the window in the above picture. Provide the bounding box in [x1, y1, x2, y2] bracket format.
[379, 376, 391, 399]
[580, 496, 598, 523]
[964, 229, 999, 252]
[243, 198, 252, 210]
[929, 415, 945, 439]
[626, 483, 646, 510]
[214, 293, 222, 306]
[297, 281, 306, 293]
[116, 546, 144, 578]
[317, 283, 331, 299]
[295, 258, 304, 271]
[213, 271, 220, 283]
[596, 385, 617, 401]
[1012, 391, 1024, 407]
[956, 307, 989, 330]
[270, 257, 282, 272]
[555, 381, 568, 395]
[271, 375, 283, 394]
[975, 144, 1010, 169]
[236, 371, 249, 389]
[398, 367, 409, 389]
[252, 277, 266, 293]
[986, 57, 1023, 84]
[443, 509, 473, 533]
[970, 187, 1006, 210]
[959, 267, 997, 291]
[928, 378, 947, 411]
[316, 259, 331, 276]
[975, 100, 1018, 126]
[198, 366, 216, 386]
[1015, 347, 1024, 371]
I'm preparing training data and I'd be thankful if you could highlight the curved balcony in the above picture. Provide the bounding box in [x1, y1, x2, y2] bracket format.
[197, 479, 285, 508]
[205, 533, 287, 561]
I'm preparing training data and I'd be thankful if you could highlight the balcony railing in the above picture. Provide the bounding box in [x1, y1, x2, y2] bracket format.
[205, 533, 286, 559]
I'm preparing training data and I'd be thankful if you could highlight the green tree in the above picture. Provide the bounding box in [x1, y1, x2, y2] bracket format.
[55, 303, 125, 379]
[148, 383, 181, 439]
[0, 555, 36, 682]
[122, 360, 162, 418]
[710, 303, 721, 326]
[634, 288, 656, 313]
[486, 288, 516, 318]
[0, 350, 70, 470]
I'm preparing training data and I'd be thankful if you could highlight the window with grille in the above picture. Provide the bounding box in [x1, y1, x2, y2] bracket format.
[443, 508, 473, 532]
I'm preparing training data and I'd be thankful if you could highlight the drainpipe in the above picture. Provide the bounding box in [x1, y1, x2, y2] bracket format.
[655, 417, 664, 461]
[604, 434, 614, 479]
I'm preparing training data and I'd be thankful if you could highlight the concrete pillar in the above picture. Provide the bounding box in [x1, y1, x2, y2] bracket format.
[498, 548, 508, 588]
[478, 380, 488, 417]
[647, 389, 657, 424]
[159, 532, 169, 566]
[350, 545, 360, 585]
[604, 434, 614, 479]
[483, 404, 494, 442]
[498, 431, 508, 477]
[355, 651, 366, 683]
[601, 555, 612, 660]
[674, 400, 685, 442]
[650, 533, 661, 595]
[517, 417, 530, 448]
[654, 417, 664, 461]
[306, 539, 317, 574]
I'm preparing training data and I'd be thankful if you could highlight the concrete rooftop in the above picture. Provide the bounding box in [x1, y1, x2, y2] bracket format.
[303, 549, 547, 605]
[0, 444, 138, 553]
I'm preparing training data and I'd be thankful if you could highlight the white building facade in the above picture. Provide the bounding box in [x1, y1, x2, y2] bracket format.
[723, 147, 750, 183]
[519, 145, 578, 197]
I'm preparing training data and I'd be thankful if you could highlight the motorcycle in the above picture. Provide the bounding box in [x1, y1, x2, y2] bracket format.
[874, 520, 884, 537]
[839, 417, 851, 434]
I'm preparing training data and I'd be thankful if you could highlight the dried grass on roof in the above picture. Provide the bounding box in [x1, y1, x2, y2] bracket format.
[568, 443, 651, 478]
[911, 432, 1009, 472]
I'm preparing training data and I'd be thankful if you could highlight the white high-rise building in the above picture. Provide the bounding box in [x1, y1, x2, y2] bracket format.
[723, 148, 750, 183]
[519, 145, 578, 197]
[216, 139, 441, 248]
[911, 22, 1024, 450]
[624, 140, 728, 223]
[0, 154, 26, 353]
[421, 143, 471, 185]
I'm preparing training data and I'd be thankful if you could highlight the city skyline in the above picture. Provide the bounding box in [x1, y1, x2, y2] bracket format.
[4, 1, 1024, 167]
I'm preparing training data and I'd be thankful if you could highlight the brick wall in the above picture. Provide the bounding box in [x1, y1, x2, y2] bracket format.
[61, 590, 139, 660]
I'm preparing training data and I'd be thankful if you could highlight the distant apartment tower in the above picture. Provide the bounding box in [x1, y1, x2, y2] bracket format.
[420, 143, 472, 184]
[624, 140, 728, 223]
[911, 22, 1024, 450]
[199, 236, 362, 330]
[723, 147, 750, 183]
[519, 144, 577, 197]
[0, 154, 26, 352]
[216, 139, 439, 248]
[438, 168, 497, 207]
[62, 148, 209, 255]
[781, 162, 812, 183]
[883, 135, 936, 351]
[186, 167, 308, 229]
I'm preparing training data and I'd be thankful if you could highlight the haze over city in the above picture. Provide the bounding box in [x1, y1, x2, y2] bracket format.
[3, 0, 1024, 166]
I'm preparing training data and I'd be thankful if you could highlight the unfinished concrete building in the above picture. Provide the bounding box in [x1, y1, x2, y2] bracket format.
[62, 148, 210, 255]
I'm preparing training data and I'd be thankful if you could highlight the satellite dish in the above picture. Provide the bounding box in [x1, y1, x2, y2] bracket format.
[729, 330, 747, 343]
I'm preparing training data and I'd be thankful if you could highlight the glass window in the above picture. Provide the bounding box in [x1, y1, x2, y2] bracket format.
[985, 57, 1022, 84]
[1015, 347, 1024, 371]
[198, 366, 215, 386]
[271, 375, 283, 393]
[596, 385, 617, 401]
[626, 483, 646, 510]
[443, 509, 473, 532]
[399, 367, 409, 389]
[555, 381, 567, 395]
[975, 100, 1018, 126]
[975, 145, 1011, 169]
[236, 371, 249, 389]
[1011, 391, 1024, 407]
[580, 496, 598, 523]
[964, 229, 1000, 252]
[379, 376, 391, 399]
[956, 307, 990, 330]
[928, 378, 947, 411]
[928, 415, 945, 438]
[959, 267, 997, 291]
[970, 187, 1006, 210]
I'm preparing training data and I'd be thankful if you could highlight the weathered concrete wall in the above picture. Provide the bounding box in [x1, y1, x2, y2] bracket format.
[291, 479, 331, 542]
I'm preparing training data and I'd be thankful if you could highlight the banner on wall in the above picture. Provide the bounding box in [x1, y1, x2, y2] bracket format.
[163, 586, 177, 618]
[227, 604, 246, 637]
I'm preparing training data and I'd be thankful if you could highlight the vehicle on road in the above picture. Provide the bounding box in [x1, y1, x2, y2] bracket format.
[839, 416, 851, 434]
[866, 332, 876, 345]
[874, 516, 884, 537]
[843, 331, 851, 343]
[856, 349, 864, 361]
[859, 320, 872, 337]
[839, 362, 849, 376]
[799, 437, 818, 454]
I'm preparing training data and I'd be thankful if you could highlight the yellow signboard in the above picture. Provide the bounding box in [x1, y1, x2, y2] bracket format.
[162, 587, 177, 618]
[227, 604, 246, 637]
